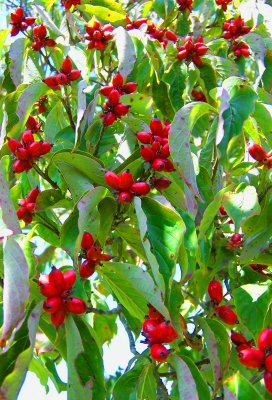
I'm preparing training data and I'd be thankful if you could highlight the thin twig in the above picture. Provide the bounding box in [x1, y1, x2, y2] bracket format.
[86, 306, 121, 315]
[93, 123, 106, 157]
[119, 312, 139, 356]
[181, 289, 207, 309]
[62, 86, 76, 131]
[32, 163, 60, 190]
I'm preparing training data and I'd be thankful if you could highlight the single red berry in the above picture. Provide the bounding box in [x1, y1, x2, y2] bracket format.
[148, 305, 164, 321]
[151, 321, 178, 343]
[112, 73, 124, 88]
[163, 159, 175, 172]
[79, 259, 96, 279]
[258, 328, 272, 352]
[151, 176, 171, 191]
[150, 118, 163, 136]
[165, 30, 177, 42]
[7, 138, 21, 154]
[43, 76, 60, 90]
[103, 112, 116, 126]
[62, 269, 77, 290]
[216, 305, 238, 325]
[48, 266, 65, 292]
[107, 89, 120, 106]
[231, 331, 248, 346]
[118, 191, 133, 203]
[150, 344, 169, 362]
[113, 103, 130, 117]
[136, 131, 152, 144]
[122, 82, 138, 94]
[13, 159, 31, 173]
[65, 297, 87, 314]
[219, 205, 227, 216]
[118, 170, 134, 191]
[238, 348, 264, 368]
[81, 231, 94, 250]
[55, 73, 68, 85]
[43, 296, 62, 314]
[265, 354, 272, 373]
[51, 308, 66, 326]
[264, 371, 272, 393]
[86, 245, 102, 261]
[28, 141, 43, 158]
[15, 147, 30, 161]
[99, 253, 112, 262]
[104, 171, 120, 190]
[142, 319, 160, 335]
[40, 283, 59, 298]
[152, 158, 166, 171]
[248, 143, 268, 163]
[21, 130, 34, 145]
[61, 57, 73, 74]
[67, 70, 81, 82]
[27, 187, 40, 202]
[40, 141, 52, 155]
[100, 85, 114, 96]
[25, 115, 41, 132]
[130, 182, 150, 196]
[140, 146, 155, 162]
[208, 280, 223, 304]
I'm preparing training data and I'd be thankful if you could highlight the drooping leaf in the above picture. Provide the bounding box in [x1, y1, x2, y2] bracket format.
[136, 363, 157, 400]
[114, 27, 136, 78]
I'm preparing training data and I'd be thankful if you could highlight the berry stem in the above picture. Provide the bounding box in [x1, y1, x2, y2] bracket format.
[32, 163, 60, 190]
[119, 309, 139, 355]
[93, 124, 106, 157]
[86, 305, 121, 315]
[61, 86, 76, 132]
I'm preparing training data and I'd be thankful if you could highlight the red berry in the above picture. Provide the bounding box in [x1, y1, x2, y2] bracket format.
[148, 305, 164, 321]
[219, 205, 227, 216]
[55, 73, 68, 85]
[113, 103, 130, 117]
[104, 171, 120, 190]
[122, 82, 137, 94]
[40, 283, 59, 297]
[43, 296, 62, 313]
[107, 89, 120, 106]
[65, 297, 86, 314]
[151, 321, 178, 343]
[130, 182, 150, 196]
[100, 85, 114, 96]
[152, 158, 166, 171]
[118, 170, 134, 191]
[103, 112, 116, 126]
[40, 141, 52, 155]
[7, 138, 21, 154]
[21, 130, 34, 145]
[118, 191, 133, 203]
[28, 141, 43, 158]
[248, 143, 268, 163]
[151, 176, 171, 191]
[51, 308, 66, 326]
[25, 116, 41, 132]
[86, 245, 102, 261]
[208, 280, 223, 304]
[258, 328, 272, 352]
[150, 118, 163, 136]
[265, 354, 272, 372]
[249, 263, 268, 272]
[150, 344, 169, 362]
[43, 76, 60, 90]
[136, 131, 152, 144]
[165, 30, 177, 42]
[216, 305, 238, 325]
[112, 73, 124, 88]
[264, 371, 272, 393]
[142, 319, 160, 335]
[26, 202, 35, 213]
[140, 146, 155, 162]
[238, 348, 264, 368]
[231, 331, 248, 346]
[27, 187, 40, 202]
[61, 57, 73, 74]
[81, 231, 94, 249]
[48, 266, 65, 292]
[33, 24, 47, 39]
[15, 147, 29, 161]
[67, 70, 81, 82]
[62, 269, 76, 290]
[79, 259, 96, 279]
[13, 159, 31, 173]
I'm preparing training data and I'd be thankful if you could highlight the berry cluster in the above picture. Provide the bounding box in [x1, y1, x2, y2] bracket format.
[7, 132, 52, 174]
[142, 305, 178, 362]
[32, 24, 56, 51]
[147, 23, 178, 47]
[39, 267, 87, 326]
[208, 280, 238, 325]
[34, 95, 48, 114]
[85, 20, 113, 51]
[137, 119, 174, 172]
[10, 7, 35, 37]
[43, 57, 81, 90]
[177, 36, 208, 66]
[16, 187, 40, 224]
[231, 41, 250, 58]
[191, 89, 207, 102]
[79, 232, 112, 279]
[61, 0, 81, 9]
[215, 0, 232, 11]
[176, 0, 193, 12]
[104, 170, 150, 203]
[125, 16, 148, 30]
[238, 328, 272, 393]
[223, 18, 251, 40]
[25, 115, 42, 133]
[248, 143, 272, 169]
[231, 330, 254, 353]
[99, 74, 137, 126]
[227, 233, 244, 250]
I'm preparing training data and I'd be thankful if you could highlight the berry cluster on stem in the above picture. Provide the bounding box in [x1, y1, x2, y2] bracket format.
[32, 24, 56, 51]
[9, 7, 35, 37]
[43, 57, 81, 90]
[177, 36, 208, 66]
[16, 187, 40, 224]
[208, 280, 238, 325]
[85, 20, 113, 51]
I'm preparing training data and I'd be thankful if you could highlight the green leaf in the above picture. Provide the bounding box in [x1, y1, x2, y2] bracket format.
[100, 262, 169, 321]
[169, 102, 217, 197]
[140, 197, 185, 291]
[35, 189, 65, 211]
[44, 101, 69, 142]
[77, 5, 125, 24]
[152, 75, 175, 119]
[113, 361, 147, 400]
[225, 373, 263, 400]
[0, 304, 42, 399]
[197, 318, 230, 390]
[0, 237, 30, 343]
[65, 315, 92, 400]
[114, 27, 136, 78]
[233, 284, 271, 340]
[169, 355, 199, 400]
[0, 157, 21, 237]
[9, 38, 27, 86]
[222, 186, 261, 230]
[60, 209, 79, 259]
[115, 223, 147, 261]
[136, 363, 157, 400]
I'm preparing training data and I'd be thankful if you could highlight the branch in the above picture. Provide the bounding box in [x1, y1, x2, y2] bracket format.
[181, 289, 207, 309]
[62, 86, 76, 131]
[119, 311, 139, 356]
[93, 123, 106, 157]
[32, 163, 60, 190]
[86, 306, 121, 315]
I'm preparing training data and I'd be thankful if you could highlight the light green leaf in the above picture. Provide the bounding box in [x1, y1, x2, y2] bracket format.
[136, 363, 157, 400]
[77, 5, 125, 24]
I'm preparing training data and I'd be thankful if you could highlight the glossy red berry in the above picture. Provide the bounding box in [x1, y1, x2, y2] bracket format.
[150, 344, 169, 362]
[43, 296, 62, 313]
[7, 138, 21, 154]
[148, 305, 164, 321]
[104, 171, 120, 190]
[79, 259, 96, 279]
[151, 177, 171, 191]
[39, 283, 59, 298]
[118, 191, 133, 203]
[216, 305, 238, 325]
[62, 269, 77, 290]
[258, 328, 272, 352]
[27, 187, 40, 202]
[122, 82, 137, 94]
[112, 73, 124, 87]
[136, 131, 152, 144]
[86, 245, 102, 261]
[118, 170, 134, 191]
[265, 354, 272, 373]
[51, 308, 66, 326]
[142, 319, 160, 335]
[103, 112, 116, 126]
[150, 119, 163, 136]
[81, 232, 94, 249]
[100, 85, 113, 96]
[152, 158, 166, 171]
[107, 89, 121, 106]
[21, 130, 34, 145]
[231, 331, 248, 346]
[208, 280, 223, 304]
[238, 348, 264, 368]
[113, 103, 130, 117]
[248, 143, 268, 163]
[130, 182, 150, 196]
[140, 146, 155, 162]
[151, 321, 178, 343]
[61, 57, 73, 74]
[65, 297, 87, 314]
[48, 267, 65, 292]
